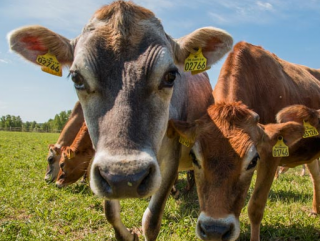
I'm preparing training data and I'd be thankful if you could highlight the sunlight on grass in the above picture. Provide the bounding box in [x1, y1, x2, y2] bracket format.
[0, 132, 319, 240]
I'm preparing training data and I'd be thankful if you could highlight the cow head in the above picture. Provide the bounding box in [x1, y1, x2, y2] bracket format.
[44, 144, 63, 182]
[8, 1, 233, 198]
[276, 104, 320, 130]
[56, 146, 94, 188]
[168, 102, 305, 241]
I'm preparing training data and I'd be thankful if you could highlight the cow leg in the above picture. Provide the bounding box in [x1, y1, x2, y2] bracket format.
[185, 170, 195, 193]
[104, 200, 138, 241]
[306, 160, 320, 214]
[142, 152, 179, 241]
[300, 164, 306, 176]
[248, 160, 279, 241]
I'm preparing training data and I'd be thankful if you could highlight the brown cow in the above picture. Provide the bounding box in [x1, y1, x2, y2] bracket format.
[45, 101, 84, 182]
[168, 102, 307, 241]
[8, 1, 232, 240]
[56, 122, 94, 188]
[211, 41, 320, 240]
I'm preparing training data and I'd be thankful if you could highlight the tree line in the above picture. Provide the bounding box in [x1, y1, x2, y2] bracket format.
[0, 110, 72, 133]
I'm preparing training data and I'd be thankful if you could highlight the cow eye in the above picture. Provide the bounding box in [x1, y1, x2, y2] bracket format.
[189, 150, 201, 169]
[246, 154, 260, 170]
[163, 69, 179, 87]
[69, 71, 85, 90]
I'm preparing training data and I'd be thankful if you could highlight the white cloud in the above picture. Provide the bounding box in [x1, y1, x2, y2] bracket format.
[256, 1, 273, 10]
[0, 0, 109, 35]
[0, 59, 9, 64]
[206, 0, 320, 26]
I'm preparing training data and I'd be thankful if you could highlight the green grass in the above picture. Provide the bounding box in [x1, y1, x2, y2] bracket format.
[0, 131, 319, 240]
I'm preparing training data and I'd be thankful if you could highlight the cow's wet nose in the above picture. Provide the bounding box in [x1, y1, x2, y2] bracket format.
[97, 162, 156, 197]
[197, 220, 234, 241]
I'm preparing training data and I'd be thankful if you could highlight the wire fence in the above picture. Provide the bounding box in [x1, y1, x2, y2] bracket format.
[0, 127, 61, 133]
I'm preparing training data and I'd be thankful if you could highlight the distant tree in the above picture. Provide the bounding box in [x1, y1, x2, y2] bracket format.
[15, 116, 23, 128]
[53, 115, 62, 131]
[0, 108, 72, 133]
[0, 116, 5, 128]
[41, 122, 49, 132]
[23, 121, 31, 132]
[5, 115, 12, 128]
[30, 121, 37, 131]
[59, 111, 68, 128]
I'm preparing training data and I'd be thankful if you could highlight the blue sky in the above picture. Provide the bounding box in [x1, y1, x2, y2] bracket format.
[0, 0, 319, 122]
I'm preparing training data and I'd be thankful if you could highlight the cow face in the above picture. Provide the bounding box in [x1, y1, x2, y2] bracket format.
[168, 102, 304, 241]
[56, 147, 94, 188]
[44, 144, 62, 182]
[8, 1, 233, 199]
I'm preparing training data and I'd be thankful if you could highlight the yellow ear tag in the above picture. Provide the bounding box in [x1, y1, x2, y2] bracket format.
[272, 136, 289, 157]
[179, 136, 192, 147]
[66, 149, 75, 159]
[184, 48, 207, 74]
[36, 51, 62, 77]
[303, 120, 319, 138]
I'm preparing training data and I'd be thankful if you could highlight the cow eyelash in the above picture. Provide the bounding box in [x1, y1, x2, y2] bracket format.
[189, 150, 201, 169]
[246, 154, 260, 171]
[68, 71, 86, 90]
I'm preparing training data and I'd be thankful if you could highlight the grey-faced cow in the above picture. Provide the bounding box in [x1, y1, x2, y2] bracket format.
[45, 101, 84, 182]
[8, 1, 233, 240]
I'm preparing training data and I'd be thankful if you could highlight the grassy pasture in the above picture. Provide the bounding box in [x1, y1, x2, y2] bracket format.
[0, 131, 320, 241]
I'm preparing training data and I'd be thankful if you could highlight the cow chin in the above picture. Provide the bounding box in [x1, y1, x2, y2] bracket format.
[89, 149, 162, 199]
[44, 162, 60, 182]
[196, 212, 240, 241]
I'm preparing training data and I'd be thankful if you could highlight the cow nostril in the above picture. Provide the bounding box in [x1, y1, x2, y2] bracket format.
[97, 167, 112, 194]
[137, 166, 154, 196]
[48, 156, 54, 164]
[199, 222, 207, 238]
[197, 220, 233, 240]
[60, 162, 65, 168]
[222, 223, 234, 240]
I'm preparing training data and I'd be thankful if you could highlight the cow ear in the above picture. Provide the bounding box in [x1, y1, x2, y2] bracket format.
[167, 119, 196, 141]
[276, 105, 318, 125]
[48, 144, 54, 150]
[265, 122, 305, 147]
[171, 27, 233, 67]
[8, 25, 73, 66]
[53, 146, 61, 155]
[66, 147, 75, 159]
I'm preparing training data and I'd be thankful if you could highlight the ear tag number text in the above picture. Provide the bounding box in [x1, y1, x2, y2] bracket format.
[36, 51, 62, 77]
[303, 120, 319, 138]
[272, 136, 289, 157]
[179, 136, 192, 147]
[184, 48, 207, 74]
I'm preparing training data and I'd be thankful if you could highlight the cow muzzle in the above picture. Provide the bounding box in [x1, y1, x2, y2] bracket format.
[90, 150, 161, 199]
[196, 212, 240, 241]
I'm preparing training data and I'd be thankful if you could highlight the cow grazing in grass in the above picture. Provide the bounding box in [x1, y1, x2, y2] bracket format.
[168, 102, 307, 241]
[56, 122, 94, 188]
[8, 1, 233, 240]
[45, 101, 84, 182]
